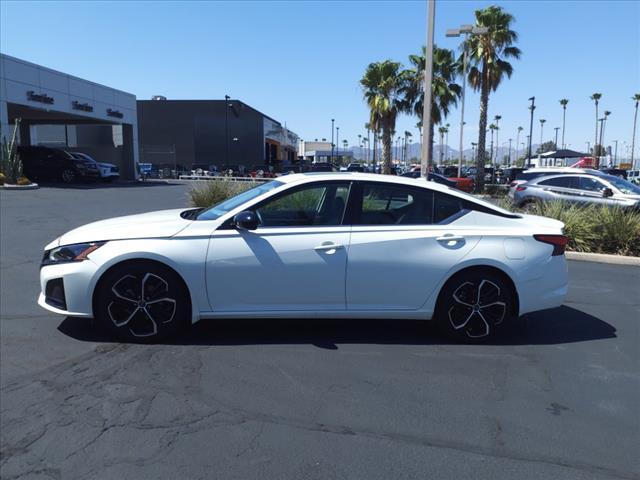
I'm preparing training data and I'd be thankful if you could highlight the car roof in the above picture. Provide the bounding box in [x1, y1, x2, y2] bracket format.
[277, 172, 515, 216]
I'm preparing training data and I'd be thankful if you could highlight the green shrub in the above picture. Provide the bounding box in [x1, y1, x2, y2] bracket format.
[1, 119, 24, 185]
[499, 197, 640, 256]
[189, 179, 260, 208]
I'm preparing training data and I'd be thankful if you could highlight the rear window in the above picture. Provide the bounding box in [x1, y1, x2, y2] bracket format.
[538, 176, 579, 188]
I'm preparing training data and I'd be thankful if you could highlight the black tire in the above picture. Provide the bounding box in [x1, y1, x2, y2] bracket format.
[94, 261, 191, 343]
[60, 168, 76, 184]
[435, 270, 515, 342]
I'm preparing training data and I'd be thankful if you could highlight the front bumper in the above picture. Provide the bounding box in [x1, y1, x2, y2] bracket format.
[38, 260, 99, 317]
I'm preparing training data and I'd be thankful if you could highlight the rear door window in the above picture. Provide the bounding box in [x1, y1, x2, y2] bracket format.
[538, 176, 579, 188]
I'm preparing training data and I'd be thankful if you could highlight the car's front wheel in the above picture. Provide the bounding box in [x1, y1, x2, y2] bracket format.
[436, 270, 515, 342]
[60, 168, 76, 183]
[94, 261, 191, 342]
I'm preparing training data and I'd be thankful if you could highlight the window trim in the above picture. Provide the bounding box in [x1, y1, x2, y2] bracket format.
[232, 180, 354, 230]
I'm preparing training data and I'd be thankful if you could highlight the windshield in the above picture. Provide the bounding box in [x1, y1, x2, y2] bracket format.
[604, 175, 640, 195]
[196, 180, 284, 220]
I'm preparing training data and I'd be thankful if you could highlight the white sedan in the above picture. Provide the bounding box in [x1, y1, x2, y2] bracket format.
[38, 173, 569, 342]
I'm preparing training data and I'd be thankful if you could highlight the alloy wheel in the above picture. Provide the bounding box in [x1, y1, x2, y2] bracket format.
[447, 279, 507, 338]
[107, 272, 177, 338]
[61, 169, 75, 183]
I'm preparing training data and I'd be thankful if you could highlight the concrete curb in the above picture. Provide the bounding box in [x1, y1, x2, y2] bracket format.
[566, 251, 640, 266]
[0, 183, 39, 190]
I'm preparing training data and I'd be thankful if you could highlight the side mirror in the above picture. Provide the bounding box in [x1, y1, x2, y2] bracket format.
[602, 187, 614, 198]
[233, 210, 259, 230]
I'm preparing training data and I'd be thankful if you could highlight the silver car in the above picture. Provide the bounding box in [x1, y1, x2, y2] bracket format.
[513, 173, 640, 209]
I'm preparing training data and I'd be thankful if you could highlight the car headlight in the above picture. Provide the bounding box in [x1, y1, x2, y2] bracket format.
[42, 242, 106, 266]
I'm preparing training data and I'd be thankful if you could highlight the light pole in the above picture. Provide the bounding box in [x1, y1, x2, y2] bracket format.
[471, 142, 477, 164]
[598, 117, 605, 164]
[446, 24, 488, 177]
[613, 139, 618, 164]
[331, 119, 335, 164]
[602, 111, 611, 155]
[336, 126, 340, 164]
[527, 97, 535, 167]
[516, 126, 523, 162]
[445, 123, 450, 161]
[508, 138, 512, 164]
[224, 95, 231, 169]
[554, 127, 559, 149]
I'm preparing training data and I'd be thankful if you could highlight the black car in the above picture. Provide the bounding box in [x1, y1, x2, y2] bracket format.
[17, 146, 100, 183]
[599, 168, 628, 179]
[501, 167, 525, 184]
[311, 163, 338, 172]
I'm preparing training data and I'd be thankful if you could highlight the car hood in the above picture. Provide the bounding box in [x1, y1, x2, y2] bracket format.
[54, 209, 193, 247]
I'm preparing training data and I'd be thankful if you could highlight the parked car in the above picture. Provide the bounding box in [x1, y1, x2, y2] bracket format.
[249, 165, 277, 178]
[346, 163, 366, 172]
[507, 167, 602, 199]
[310, 163, 338, 172]
[627, 170, 640, 185]
[500, 167, 525, 184]
[70, 152, 120, 182]
[513, 173, 640, 209]
[18, 146, 100, 183]
[401, 170, 458, 188]
[598, 168, 628, 179]
[38, 172, 568, 343]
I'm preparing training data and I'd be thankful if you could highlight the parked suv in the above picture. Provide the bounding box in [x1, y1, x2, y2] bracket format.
[70, 152, 120, 182]
[513, 173, 640, 209]
[18, 146, 100, 183]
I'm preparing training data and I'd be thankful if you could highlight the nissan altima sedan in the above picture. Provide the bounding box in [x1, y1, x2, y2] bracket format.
[38, 173, 569, 342]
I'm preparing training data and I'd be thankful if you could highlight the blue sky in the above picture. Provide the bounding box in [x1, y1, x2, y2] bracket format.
[1, 0, 639, 158]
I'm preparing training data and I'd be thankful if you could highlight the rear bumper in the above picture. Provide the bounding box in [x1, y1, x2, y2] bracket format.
[518, 254, 568, 315]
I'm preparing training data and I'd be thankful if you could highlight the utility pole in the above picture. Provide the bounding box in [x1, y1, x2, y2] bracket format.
[336, 126, 340, 165]
[613, 139, 618, 164]
[554, 127, 559, 149]
[331, 119, 335, 164]
[508, 138, 512, 164]
[527, 97, 535, 167]
[420, 0, 436, 177]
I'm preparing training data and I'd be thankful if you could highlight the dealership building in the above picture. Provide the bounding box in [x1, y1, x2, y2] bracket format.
[137, 99, 299, 172]
[0, 53, 139, 179]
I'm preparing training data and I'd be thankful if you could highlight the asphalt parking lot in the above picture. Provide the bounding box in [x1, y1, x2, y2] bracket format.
[1, 182, 639, 480]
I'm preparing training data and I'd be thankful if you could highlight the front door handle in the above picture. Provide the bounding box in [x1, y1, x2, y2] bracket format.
[314, 242, 344, 252]
[436, 235, 464, 243]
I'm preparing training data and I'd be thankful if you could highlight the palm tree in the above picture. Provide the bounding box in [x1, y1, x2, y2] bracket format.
[403, 45, 461, 166]
[488, 124, 496, 162]
[559, 99, 569, 148]
[438, 126, 447, 163]
[466, 5, 521, 191]
[516, 126, 523, 160]
[632, 94, 640, 166]
[539, 118, 546, 146]
[590, 93, 602, 158]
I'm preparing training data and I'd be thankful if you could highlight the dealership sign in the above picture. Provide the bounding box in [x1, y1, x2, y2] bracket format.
[27, 90, 54, 104]
[72, 101, 93, 112]
[107, 108, 124, 118]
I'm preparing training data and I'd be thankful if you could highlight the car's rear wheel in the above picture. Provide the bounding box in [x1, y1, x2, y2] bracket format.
[60, 168, 76, 183]
[435, 270, 515, 342]
[94, 261, 191, 342]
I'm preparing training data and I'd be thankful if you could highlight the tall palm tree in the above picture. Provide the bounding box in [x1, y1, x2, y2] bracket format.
[438, 126, 447, 163]
[632, 94, 640, 166]
[403, 45, 461, 166]
[466, 5, 521, 191]
[489, 124, 496, 161]
[516, 126, 523, 160]
[539, 118, 546, 147]
[590, 93, 602, 157]
[559, 99, 569, 148]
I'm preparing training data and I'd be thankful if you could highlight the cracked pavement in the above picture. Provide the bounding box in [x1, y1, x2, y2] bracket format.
[1, 183, 639, 479]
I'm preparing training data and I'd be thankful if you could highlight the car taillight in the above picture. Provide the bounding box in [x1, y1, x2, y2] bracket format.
[516, 185, 527, 192]
[534, 234, 568, 256]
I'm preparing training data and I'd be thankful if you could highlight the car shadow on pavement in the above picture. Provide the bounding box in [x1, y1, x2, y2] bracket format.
[58, 305, 616, 348]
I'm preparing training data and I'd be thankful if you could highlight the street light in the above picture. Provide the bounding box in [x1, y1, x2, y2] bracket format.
[446, 24, 489, 177]
[336, 126, 340, 165]
[554, 127, 560, 149]
[224, 94, 231, 169]
[331, 119, 335, 164]
[527, 97, 536, 167]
